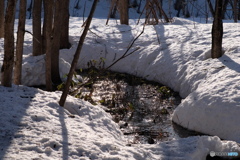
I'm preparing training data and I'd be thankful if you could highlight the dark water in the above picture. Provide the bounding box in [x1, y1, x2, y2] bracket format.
[69, 69, 203, 144]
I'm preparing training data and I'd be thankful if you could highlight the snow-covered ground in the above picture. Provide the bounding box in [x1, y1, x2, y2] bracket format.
[0, 85, 239, 160]
[0, 0, 240, 159]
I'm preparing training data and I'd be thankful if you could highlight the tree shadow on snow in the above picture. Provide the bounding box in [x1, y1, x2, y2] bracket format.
[57, 105, 70, 160]
[0, 86, 38, 159]
[220, 54, 240, 73]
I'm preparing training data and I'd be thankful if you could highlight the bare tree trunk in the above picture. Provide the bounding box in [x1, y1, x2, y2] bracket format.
[238, 0, 240, 20]
[51, 0, 63, 86]
[145, 0, 151, 23]
[1, 0, 17, 87]
[43, 0, 53, 91]
[0, 0, 4, 38]
[32, 0, 42, 56]
[211, 0, 223, 58]
[119, 0, 129, 25]
[207, 0, 215, 17]
[27, 0, 33, 19]
[59, 0, 98, 107]
[222, 0, 229, 19]
[106, 0, 118, 25]
[42, 0, 48, 55]
[60, 0, 71, 49]
[145, 0, 169, 24]
[14, 0, 27, 85]
[111, 0, 118, 18]
[155, 0, 169, 22]
[234, 0, 238, 22]
[137, 0, 143, 13]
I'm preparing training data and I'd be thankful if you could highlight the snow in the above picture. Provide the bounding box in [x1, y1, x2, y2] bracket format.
[0, 0, 240, 159]
[0, 85, 239, 160]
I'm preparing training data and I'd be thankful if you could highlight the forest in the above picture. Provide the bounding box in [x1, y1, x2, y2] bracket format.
[0, 0, 240, 160]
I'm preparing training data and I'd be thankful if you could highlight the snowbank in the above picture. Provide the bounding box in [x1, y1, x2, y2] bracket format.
[0, 0, 239, 159]
[62, 19, 240, 142]
[2, 17, 239, 142]
[0, 85, 239, 160]
[1, 13, 239, 143]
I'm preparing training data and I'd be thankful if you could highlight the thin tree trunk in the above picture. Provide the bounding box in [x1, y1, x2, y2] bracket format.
[112, 0, 118, 18]
[211, 0, 223, 58]
[1, 0, 17, 87]
[59, 0, 98, 107]
[137, 0, 143, 13]
[119, 0, 129, 25]
[60, 0, 71, 49]
[14, 0, 27, 85]
[32, 0, 42, 56]
[106, 0, 118, 25]
[27, 0, 33, 19]
[43, 0, 53, 91]
[238, 0, 240, 20]
[207, 0, 215, 17]
[51, 0, 63, 86]
[0, 0, 4, 38]
[155, 0, 169, 22]
[222, 0, 229, 19]
[145, 1, 150, 24]
[234, 0, 238, 22]
[42, 0, 48, 55]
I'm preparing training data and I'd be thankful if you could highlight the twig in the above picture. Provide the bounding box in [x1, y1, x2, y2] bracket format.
[24, 29, 41, 44]
[70, 25, 145, 94]
[88, 29, 102, 38]
[106, 0, 119, 25]
[137, 3, 147, 25]
[105, 24, 145, 70]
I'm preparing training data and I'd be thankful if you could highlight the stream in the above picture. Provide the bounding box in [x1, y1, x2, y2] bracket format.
[67, 68, 202, 144]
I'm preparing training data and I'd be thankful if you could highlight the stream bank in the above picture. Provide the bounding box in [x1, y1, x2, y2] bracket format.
[60, 68, 203, 144]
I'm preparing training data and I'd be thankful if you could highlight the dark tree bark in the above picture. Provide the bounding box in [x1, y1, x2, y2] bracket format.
[144, 0, 169, 24]
[119, 0, 129, 25]
[222, 0, 229, 19]
[238, 0, 240, 20]
[0, 0, 4, 38]
[106, 0, 118, 25]
[43, 0, 53, 91]
[211, 0, 223, 58]
[155, 0, 169, 22]
[1, 0, 17, 87]
[14, 0, 27, 85]
[233, 0, 238, 22]
[42, 0, 49, 55]
[174, 0, 184, 17]
[60, 0, 71, 49]
[51, 0, 63, 85]
[207, 0, 215, 17]
[112, 0, 118, 18]
[32, 0, 43, 56]
[27, 0, 33, 19]
[59, 0, 98, 107]
[137, 0, 143, 13]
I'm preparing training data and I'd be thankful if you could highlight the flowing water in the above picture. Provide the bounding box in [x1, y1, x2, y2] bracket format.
[69, 68, 202, 144]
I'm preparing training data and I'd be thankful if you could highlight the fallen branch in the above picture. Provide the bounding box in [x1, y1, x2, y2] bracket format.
[105, 24, 145, 70]
[24, 29, 41, 44]
[69, 24, 145, 95]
